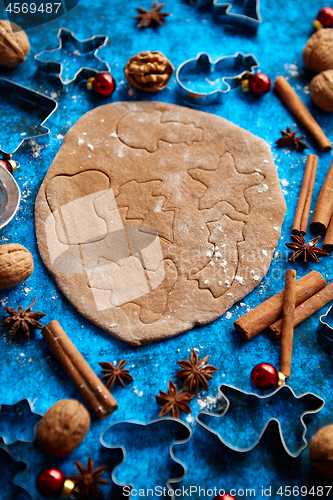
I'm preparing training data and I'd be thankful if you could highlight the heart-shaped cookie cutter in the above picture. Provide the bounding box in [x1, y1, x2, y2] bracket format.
[176, 52, 259, 105]
[197, 383, 324, 458]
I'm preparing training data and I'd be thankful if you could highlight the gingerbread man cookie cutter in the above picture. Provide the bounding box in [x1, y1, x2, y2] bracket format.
[197, 383, 324, 458]
[35, 28, 110, 86]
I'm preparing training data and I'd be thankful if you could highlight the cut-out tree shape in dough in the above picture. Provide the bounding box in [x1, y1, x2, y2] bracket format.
[35, 102, 286, 345]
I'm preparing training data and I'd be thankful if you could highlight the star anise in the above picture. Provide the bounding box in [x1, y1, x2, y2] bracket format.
[68, 457, 108, 500]
[175, 349, 218, 393]
[275, 126, 309, 151]
[99, 360, 134, 389]
[155, 380, 194, 418]
[0, 295, 46, 340]
[285, 234, 328, 263]
[133, 1, 170, 28]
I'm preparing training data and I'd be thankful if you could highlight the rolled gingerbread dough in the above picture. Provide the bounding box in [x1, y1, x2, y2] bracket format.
[35, 101, 286, 345]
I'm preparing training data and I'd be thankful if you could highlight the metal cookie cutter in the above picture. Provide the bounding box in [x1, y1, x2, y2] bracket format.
[197, 383, 324, 458]
[0, 399, 42, 499]
[319, 305, 333, 341]
[101, 418, 192, 499]
[176, 52, 259, 105]
[0, 78, 57, 228]
[191, 0, 261, 32]
[35, 28, 110, 86]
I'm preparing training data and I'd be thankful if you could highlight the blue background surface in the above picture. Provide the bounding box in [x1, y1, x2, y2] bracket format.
[1, 0, 333, 498]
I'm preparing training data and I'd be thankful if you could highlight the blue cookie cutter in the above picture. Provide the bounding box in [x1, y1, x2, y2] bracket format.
[35, 28, 110, 86]
[101, 418, 192, 499]
[176, 51, 259, 105]
[197, 383, 324, 458]
[191, 0, 261, 32]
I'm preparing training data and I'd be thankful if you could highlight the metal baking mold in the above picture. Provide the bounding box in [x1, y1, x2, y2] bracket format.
[0, 163, 20, 230]
[101, 418, 192, 499]
[0, 78, 58, 156]
[0, 445, 29, 500]
[176, 52, 259, 105]
[191, 0, 261, 32]
[319, 305, 333, 341]
[35, 28, 110, 86]
[197, 383, 324, 458]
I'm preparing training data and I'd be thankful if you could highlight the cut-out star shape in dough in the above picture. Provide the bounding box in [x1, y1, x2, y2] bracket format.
[189, 152, 264, 215]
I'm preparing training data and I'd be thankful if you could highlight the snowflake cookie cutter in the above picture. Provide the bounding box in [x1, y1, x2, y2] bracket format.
[101, 418, 192, 499]
[176, 52, 259, 105]
[197, 383, 324, 458]
[34, 28, 110, 86]
[190, 0, 262, 32]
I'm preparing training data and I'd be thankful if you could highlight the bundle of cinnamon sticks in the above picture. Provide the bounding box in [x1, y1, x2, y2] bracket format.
[311, 159, 333, 249]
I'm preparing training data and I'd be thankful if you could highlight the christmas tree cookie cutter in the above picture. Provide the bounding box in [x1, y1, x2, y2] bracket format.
[197, 383, 324, 458]
[0, 78, 57, 228]
[176, 52, 259, 105]
[101, 418, 192, 499]
[190, 0, 262, 32]
[34, 28, 110, 86]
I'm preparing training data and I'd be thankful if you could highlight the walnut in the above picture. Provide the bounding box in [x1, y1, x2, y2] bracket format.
[309, 424, 333, 478]
[0, 243, 33, 289]
[303, 29, 333, 73]
[311, 69, 333, 111]
[36, 399, 91, 457]
[0, 20, 30, 68]
[124, 51, 174, 92]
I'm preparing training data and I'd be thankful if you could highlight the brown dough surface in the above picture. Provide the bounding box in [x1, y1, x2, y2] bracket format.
[35, 102, 286, 345]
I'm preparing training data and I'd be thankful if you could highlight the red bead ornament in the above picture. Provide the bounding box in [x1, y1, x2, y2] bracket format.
[214, 494, 237, 500]
[36, 468, 65, 498]
[87, 73, 116, 96]
[250, 363, 278, 391]
[317, 7, 333, 28]
[248, 73, 271, 97]
[0, 158, 17, 174]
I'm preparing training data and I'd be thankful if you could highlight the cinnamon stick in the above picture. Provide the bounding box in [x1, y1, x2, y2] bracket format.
[234, 270, 326, 341]
[274, 76, 332, 152]
[311, 160, 333, 232]
[42, 320, 118, 419]
[269, 282, 333, 339]
[280, 270, 296, 378]
[292, 154, 318, 235]
[323, 215, 333, 249]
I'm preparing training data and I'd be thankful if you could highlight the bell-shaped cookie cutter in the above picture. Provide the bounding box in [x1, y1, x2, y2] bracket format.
[190, 0, 261, 32]
[0, 163, 20, 230]
[197, 383, 324, 458]
[34, 27, 110, 86]
[176, 52, 259, 105]
[101, 418, 192, 499]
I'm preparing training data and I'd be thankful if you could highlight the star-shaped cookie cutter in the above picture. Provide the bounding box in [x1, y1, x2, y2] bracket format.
[176, 52, 259, 105]
[34, 28, 110, 86]
[191, 0, 262, 32]
[197, 383, 324, 458]
[101, 418, 192, 500]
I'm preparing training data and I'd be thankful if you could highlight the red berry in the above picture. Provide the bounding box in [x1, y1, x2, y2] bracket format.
[0, 159, 12, 174]
[248, 73, 271, 97]
[250, 363, 278, 391]
[93, 73, 116, 96]
[214, 495, 237, 500]
[36, 468, 65, 498]
[317, 7, 333, 28]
